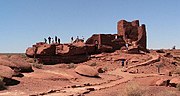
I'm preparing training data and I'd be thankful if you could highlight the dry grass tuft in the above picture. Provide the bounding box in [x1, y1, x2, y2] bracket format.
[157, 90, 177, 96]
[89, 62, 97, 66]
[173, 66, 180, 74]
[125, 83, 145, 96]
[176, 83, 180, 91]
[0, 77, 6, 90]
[32, 63, 43, 69]
[67, 63, 75, 69]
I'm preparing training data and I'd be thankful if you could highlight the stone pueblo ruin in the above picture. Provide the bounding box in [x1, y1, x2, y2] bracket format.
[0, 20, 180, 96]
[26, 20, 148, 64]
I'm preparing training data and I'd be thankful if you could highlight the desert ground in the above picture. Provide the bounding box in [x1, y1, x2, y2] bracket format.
[0, 49, 180, 96]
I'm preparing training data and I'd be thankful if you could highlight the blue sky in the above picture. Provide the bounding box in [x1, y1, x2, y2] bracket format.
[0, 0, 180, 53]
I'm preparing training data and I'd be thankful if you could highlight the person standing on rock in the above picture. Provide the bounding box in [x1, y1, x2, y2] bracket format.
[55, 36, 57, 43]
[71, 37, 73, 43]
[76, 36, 79, 42]
[125, 59, 129, 67]
[121, 59, 125, 67]
[82, 36, 85, 42]
[44, 38, 47, 43]
[48, 36, 51, 44]
[52, 38, 54, 43]
[58, 38, 60, 44]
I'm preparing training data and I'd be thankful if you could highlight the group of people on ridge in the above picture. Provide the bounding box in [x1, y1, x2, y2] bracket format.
[44, 36, 85, 44]
[44, 36, 60, 44]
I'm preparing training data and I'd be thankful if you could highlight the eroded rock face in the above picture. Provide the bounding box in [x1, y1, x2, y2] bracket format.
[26, 42, 95, 64]
[0, 56, 33, 72]
[75, 65, 99, 77]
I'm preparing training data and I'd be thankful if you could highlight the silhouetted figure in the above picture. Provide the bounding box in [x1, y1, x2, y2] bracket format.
[136, 69, 139, 73]
[95, 40, 99, 52]
[172, 46, 176, 50]
[48, 37, 51, 44]
[76, 36, 79, 42]
[82, 36, 85, 42]
[44, 38, 47, 43]
[121, 59, 125, 67]
[33, 46, 38, 62]
[58, 38, 60, 44]
[71, 37, 73, 43]
[55, 36, 58, 43]
[77, 36, 79, 39]
[52, 38, 54, 43]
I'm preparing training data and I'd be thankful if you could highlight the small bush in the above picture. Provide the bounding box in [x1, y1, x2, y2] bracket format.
[32, 63, 43, 69]
[176, 83, 180, 91]
[21, 54, 27, 58]
[90, 62, 97, 66]
[103, 67, 108, 71]
[157, 90, 177, 96]
[0, 77, 6, 90]
[125, 83, 144, 96]
[26, 58, 35, 63]
[67, 63, 75, 69]
[173, 66, 180, 75]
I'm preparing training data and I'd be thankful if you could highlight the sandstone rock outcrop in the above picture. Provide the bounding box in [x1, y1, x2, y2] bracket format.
[155, 78, 170, 86]
[170, 77, 180, 87]
[75, 65, 99, 77]
[0, 59, 18, 69]
[0, 56, 33, 72]
[9, 55, 33, 72]
[26, 42, 96, 64]
[0, 65, 15, 78]
[26, 19, 149, 64]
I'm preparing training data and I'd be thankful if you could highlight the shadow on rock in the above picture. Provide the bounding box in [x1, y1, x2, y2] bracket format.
[3, 78, 20, 86]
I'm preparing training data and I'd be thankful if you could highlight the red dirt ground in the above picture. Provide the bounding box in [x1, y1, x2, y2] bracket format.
[0, 49, 180, 96]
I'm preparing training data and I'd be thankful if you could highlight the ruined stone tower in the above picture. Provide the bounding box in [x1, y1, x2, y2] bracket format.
[117, 20, 147, 49]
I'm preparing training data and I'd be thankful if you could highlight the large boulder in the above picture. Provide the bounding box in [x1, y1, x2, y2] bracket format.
[75, 65, 99, 77]
[56, 44, 88, 56]
[26, 47, 35, 57]
[0, 58, 17, 68]
[0, 65, 14, 78]
[155, 78, 170, 86]
[170, 77, 180, 87]
[9, 55, 33, 72]
[36, 44, 56, 55]
[0, 56, 33, 72]
[0, 55, 9, 60]
[26, 43, 56, 57]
